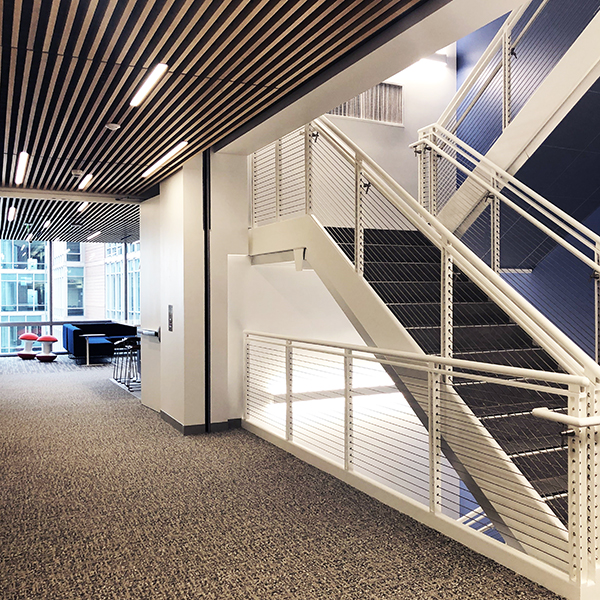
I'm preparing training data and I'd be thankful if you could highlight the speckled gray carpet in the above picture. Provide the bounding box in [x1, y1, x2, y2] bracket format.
[0, 358, 563, 599]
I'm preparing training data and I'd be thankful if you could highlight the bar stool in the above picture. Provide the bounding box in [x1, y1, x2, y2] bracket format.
[17, 333, 39, 360]
[36, 335, 58, 362]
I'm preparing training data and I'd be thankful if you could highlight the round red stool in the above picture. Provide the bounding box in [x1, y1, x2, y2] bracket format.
[36, 335, 58, 362]
[18, 333, 39, 360]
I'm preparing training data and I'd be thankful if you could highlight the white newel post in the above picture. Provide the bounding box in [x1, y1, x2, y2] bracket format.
[344, 348, 354, 473]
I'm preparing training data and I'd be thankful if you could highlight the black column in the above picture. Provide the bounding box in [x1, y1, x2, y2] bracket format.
[202, 149, 212, 433]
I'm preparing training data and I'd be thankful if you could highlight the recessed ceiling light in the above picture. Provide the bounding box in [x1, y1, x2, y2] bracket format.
[7, 206, 16, 222]
[77, 201, 90, 213]
[78, 174, 93, 190]
[105, 123, 121, 131]
[15, 152, 29, 185]
[142, 141, 188, 178]
[43, 220, 52, 229]
[26, 233, 33, 242]
[87, 231, 102, 241]
[130, 63, 168, 107]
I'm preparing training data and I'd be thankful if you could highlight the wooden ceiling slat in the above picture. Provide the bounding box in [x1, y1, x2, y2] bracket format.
[41, 1, 61, 53]
[0, 0, 430, 198]
[56, 1, 82, 57]
[13, 48, 34, 160]
[9, 0, 21, 48]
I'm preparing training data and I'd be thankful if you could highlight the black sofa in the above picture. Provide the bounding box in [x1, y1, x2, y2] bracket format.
[63, 321, 137, 362]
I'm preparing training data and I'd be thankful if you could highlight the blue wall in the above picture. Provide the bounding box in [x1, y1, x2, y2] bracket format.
[456, 15, 507, 89]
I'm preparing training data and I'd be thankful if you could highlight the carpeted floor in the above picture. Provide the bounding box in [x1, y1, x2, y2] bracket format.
[0, 358, 564, 599]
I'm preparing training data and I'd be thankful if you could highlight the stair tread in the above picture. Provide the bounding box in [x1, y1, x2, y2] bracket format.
[455, 382, 565, 417]
[481, 413, 564, 454]
[512, 450, 567, 497]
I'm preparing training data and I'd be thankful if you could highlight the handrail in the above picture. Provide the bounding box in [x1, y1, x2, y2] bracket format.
[412, 130, 600, 275]
[314, 116, 600, 380]
[245, 332, 589, 388]
[532, 407, 600, 428]
[439, 0, 551, 132]
[415, 123, 600, 250]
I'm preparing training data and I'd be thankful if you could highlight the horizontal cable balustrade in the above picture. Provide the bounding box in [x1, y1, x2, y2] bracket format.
[249, 115, 600, 596]
[438, 0, 600, 155]
[244, 332, 596, 583]
[413, 123, 600, 362]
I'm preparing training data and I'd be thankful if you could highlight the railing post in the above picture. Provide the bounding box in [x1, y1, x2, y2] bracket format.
[589, 384, 600, 584]
[304, 124, 312, 215]
[568, 383, 590, 585]
[441, 245, 453, 359]
[250, 153, 256, 228]
[344, 348, 354, 472]
[490, 193, 500, 273]
[428, 364, 442, 513]
[243, 333, 249, 422]
[285, 340, 293, 442]
[502, 29, 512, 130]
[275, 137, 281, 221]
[592, 242, 600, 363]
[355, 155, 364, 276]
[428, 146, 438, 216]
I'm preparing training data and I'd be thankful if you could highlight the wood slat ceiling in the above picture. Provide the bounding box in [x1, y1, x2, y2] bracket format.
[1, 0, 429, 200]
[0, 197, 139, 243]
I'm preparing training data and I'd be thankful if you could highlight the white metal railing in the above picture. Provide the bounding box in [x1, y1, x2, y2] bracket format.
[413, 122, 600, 363]
[249, 115, 600, 594]
[439, 0, 600, 155]
[251, 116, 600, 382]
[244, 331, 598, 589]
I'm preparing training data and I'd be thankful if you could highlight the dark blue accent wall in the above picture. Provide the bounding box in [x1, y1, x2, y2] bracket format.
[501, 205, 600, 359]
[456, 15, 507, 89]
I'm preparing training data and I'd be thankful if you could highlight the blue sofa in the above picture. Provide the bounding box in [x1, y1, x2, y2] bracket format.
[63, 321, 138, 362]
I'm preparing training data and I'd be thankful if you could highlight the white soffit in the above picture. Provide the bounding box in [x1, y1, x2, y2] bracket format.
[219, 0, 523, 156]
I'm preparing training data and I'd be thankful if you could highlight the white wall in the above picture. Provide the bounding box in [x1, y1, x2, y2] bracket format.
[210, 152, 251, 424]
[227, 257, 364, 418]
[139, 156, 205, 427]
[327, 44, 457, 198]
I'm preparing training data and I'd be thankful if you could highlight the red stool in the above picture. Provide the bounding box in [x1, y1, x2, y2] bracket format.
[18, 333, 39, 360]
[36, 335, 58, 362]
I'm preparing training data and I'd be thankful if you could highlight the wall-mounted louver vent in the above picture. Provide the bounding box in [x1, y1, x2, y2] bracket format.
[328, 83, 403, 125]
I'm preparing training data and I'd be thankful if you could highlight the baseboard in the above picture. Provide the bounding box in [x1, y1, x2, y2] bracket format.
[160, 412, 242, 435]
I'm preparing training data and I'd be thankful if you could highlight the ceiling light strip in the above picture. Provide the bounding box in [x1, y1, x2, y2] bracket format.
[130, 63, 169, 107]
[78, 174, 93, 190]
[142, 141, 188, 178]
[15, 152, 29, 185]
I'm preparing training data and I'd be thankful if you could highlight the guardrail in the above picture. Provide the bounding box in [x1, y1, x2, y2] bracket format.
[244, 331, 597, 588]
[413, 122, 600, 363]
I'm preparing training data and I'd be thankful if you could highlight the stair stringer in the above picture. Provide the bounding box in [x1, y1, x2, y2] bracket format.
[250, 214, 569, 569]
[437, 10, 600, 234]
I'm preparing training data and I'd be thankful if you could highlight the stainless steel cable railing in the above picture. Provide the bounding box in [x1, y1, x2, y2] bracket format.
[439, 0, 600, 155]
[413, 123, 600, 363]
[244, 332, 596, 576]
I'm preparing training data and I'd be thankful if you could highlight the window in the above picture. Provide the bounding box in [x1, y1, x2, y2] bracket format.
[105, 260, 123, 321]
[66, 242, 81, 262]
[67, 267, 84, 316]
[328, 83, 403, 125]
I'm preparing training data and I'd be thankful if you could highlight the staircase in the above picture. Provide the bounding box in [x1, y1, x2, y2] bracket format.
[330, 225, 568, 524]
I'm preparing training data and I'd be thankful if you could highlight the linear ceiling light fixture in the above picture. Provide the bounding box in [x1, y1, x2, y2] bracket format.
[7, 206, 16, 222]
[15, 151, 29, 185]
[26, 233, 33, 242]
[78, 174, 93, 190]
[87, 231, 102, 241]
[142, 141, 188, 178]
[43, 219, 52, 228]
[77, 201, 90, 212]
[130, 63, 169, 107]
